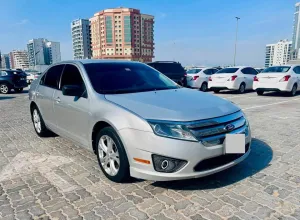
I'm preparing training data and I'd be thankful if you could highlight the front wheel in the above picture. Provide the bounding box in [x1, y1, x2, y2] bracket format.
[256, 90, 264, 96]
[0, 83, 11, 94]
[14, 88, 23, 93]
[96, 127, 130, 183]
[289, 84, 297, 96]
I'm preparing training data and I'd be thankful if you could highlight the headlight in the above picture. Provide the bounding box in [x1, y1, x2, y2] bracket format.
[147, 120, 197, 141]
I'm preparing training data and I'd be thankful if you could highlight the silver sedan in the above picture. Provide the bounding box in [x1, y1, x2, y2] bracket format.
[29, 60, 251, 182]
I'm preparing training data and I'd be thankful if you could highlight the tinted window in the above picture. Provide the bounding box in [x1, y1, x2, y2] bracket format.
[203, 69, 212, 75]
[43, 65, 64, 89]
[242, 68, 257, 75]
[262, 66, 290, 73]
[84, 62, 179, 94]
[211, 69, 218, 74]
[293, 66, 300, 74]
[60, 64, 85, 89]
[148, 63, 185, 74]
[216, 68, 239, 74]
[187, 68, 202, 74]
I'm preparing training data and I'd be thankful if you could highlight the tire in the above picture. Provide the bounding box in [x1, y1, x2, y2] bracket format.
[213, 89, 220, 93]
[289, 84, 297, 97]
[95, 127, 130, 183]
[200, 82, 208, 92]
[238, 83, 246, 94]
[31, 105, 51, 137]
[0, 83, 11, 94]
[14, 88, 23, 93]
[256, 90, 264, 96]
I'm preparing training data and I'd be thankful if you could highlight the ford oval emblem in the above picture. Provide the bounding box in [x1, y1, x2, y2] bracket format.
[224, 124, 235, 131]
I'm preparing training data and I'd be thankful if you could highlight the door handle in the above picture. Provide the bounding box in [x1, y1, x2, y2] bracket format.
[54, 97, 61, 103]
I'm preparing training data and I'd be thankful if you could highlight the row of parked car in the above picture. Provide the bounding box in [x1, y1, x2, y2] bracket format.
[146, 61, 299, 96]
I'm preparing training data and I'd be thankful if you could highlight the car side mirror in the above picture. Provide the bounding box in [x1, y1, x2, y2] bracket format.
[62, 85, 83, 97]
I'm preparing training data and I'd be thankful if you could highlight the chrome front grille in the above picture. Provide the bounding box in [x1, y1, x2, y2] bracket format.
[187, 111, 248, 147]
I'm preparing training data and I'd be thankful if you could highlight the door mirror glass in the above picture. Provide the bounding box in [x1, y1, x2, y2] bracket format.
[62, 85, 83, 97]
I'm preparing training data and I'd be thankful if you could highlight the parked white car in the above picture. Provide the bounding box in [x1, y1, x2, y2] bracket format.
[208, 66, 258, 93]
[26, 73, 35, 84]
[186, 67, 218, 91]
[253, 65, 300, 96]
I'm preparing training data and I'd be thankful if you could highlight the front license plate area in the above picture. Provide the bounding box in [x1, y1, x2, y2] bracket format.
[225, 134, 245, 154]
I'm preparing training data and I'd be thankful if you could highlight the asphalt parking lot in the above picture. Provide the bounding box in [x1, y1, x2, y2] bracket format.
[0, 88, 300, 220]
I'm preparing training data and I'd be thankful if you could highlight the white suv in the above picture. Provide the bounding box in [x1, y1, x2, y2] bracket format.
[253, 65, 300, 96]
[208, 66, 258, 93]
[186, 67, 218, 91]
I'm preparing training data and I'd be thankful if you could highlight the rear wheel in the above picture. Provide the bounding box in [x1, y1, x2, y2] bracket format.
[213, 89, 220, 93]
[96, 127, 130, 183]
[256, 90, 264, 96]
[0, 83, 11, 94]
[200, 82, 208, 92]
[289, 84, 297, 96]
[238, 83, 246, 94]
[14, 88, 23, 93]
[31, 106, 51, 137]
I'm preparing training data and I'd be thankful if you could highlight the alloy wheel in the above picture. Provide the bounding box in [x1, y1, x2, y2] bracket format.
[0, 84, 8, 94]
[33, 109, 42, 133]
[98, 135, 120, 176]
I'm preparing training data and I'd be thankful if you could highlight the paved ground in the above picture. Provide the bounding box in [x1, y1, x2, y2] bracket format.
[0, 88, 300, 220]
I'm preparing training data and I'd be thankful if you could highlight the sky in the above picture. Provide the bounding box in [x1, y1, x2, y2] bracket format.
[0, 0, 298, 67]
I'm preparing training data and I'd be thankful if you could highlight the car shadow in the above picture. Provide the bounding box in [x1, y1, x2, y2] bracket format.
[210, 90, 255, 94]
[260, 91, 300, 97]
[0, 96, 15, 101]
[151, 138, 273, 190]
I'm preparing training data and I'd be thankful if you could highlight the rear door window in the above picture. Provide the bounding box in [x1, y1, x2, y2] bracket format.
[43, 65, 65, 89]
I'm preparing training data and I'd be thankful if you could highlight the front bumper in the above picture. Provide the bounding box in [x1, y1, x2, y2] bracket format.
[119, 127, 251, 181]
[253, 81, 293, 92]
[208, 81, 239, 90]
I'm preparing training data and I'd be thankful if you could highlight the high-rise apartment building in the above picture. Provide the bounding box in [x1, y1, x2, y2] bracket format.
[71, 19, 92, 59]
[45, 41, 61, 64]
[291, 2, 300, 59]
[0, 54, 11, 69]
[27, 38, 61, 67]
[265, 40, 292, 67]
[9, 50, 29, 69]
[90, 7, 154, 62]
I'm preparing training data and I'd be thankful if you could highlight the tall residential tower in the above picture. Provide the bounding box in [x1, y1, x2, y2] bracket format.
[71, 19, 92, 59]
[291, 2, 300, 59]
[9, 50, 29, 70]
[265, 40, 292, 67]
[27, 38, 61, 67]
[90, 7, 154, 62]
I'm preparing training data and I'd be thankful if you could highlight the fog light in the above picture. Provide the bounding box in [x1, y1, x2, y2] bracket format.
[152, 155, 187, 173]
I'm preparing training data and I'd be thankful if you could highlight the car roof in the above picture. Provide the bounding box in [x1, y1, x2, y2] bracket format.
[55, 59, 141, 65]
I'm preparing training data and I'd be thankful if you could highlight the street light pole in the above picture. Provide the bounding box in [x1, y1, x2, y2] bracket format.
[234, 17, 240, 66]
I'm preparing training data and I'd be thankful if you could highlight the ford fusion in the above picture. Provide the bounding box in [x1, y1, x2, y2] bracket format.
[29, 60, 251, 182]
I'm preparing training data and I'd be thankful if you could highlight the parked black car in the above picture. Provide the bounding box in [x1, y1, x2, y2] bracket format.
[0, 69, 28, 94]
[147, 61, 187, 86]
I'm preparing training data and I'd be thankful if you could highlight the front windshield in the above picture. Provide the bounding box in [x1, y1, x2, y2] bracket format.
[262, 66, 290, 73]
[216, 68, 239, 74]
[187, 68, 202, 74]
[84, 62, 180, 94]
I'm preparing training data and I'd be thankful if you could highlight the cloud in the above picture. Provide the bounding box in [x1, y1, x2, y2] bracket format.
[14, 19, 29, 25]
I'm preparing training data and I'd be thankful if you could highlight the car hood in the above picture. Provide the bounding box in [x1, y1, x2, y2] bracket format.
[105, 88, 240, 121]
